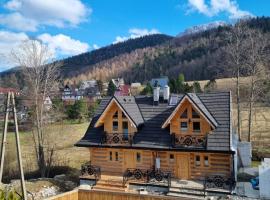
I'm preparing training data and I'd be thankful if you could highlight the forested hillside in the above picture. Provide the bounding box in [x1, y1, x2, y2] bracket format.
[1, 17, 270, 88]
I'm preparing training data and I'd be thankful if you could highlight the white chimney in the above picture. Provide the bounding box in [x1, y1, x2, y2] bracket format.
[163, 85, 170, 102]
[153, 86, 160, 103]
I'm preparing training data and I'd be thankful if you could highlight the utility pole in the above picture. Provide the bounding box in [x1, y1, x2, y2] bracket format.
[0, 92, 27, 200]
[0, 92, 11, 180]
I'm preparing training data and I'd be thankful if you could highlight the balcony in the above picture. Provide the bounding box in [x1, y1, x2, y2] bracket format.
[81, 162, 101, 181]
[101, 132, 133, 145]
[123, 168, 172, 187]
[172, 133, 207, 148]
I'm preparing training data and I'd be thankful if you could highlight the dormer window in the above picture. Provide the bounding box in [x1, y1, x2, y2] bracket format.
[180, 122, 188, 131]
[180, 109, 188, 118]
[113, 111, 118, 118]
[192, 109, 200, 118]
[193, 122, 201, 132]
[113, 121, 118, 131]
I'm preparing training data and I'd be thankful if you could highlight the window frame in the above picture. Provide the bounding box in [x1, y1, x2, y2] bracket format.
[195, 155, 201, 166]
[193, 121, 201, 132]
[115, 152, 119, 161]
[112, 120, 118, 131]
[136, 152, 141, 163]
[180, 121, 188, 132]
[204, 156, 209, 167]
[192, 108, 200, 119]
[180, 109, 188, 119]
[169, 154, 175, 162]
[113, 110, 118, 119]
[109, 151, 113, 161]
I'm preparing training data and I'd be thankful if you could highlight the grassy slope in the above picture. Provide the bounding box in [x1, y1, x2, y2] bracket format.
[0, 123, 89, 173]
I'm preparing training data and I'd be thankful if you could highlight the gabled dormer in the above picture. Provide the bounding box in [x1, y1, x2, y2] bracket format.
[94, 96, 144, 145]
[162, 93, 218, 148]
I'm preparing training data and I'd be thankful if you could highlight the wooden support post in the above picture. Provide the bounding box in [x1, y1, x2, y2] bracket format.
[0, 92, 11, 181]
[11, 92, 27, 200]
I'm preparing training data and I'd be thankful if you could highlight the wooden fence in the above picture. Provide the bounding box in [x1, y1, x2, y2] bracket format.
[46, 189, 189, 200]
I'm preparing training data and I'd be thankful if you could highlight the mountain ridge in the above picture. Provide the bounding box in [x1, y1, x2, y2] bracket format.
[1, 17, 270, 88]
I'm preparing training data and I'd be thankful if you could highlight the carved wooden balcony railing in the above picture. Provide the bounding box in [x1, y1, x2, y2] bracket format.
[123, 168, 172, 187]
[81, 162, 101, 181]
[203, 175, 236, 193]
[172, 133, 207, 148]
[101, 132, 133, 145]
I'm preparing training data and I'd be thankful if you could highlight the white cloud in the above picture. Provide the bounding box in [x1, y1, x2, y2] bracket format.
[187, 0, 253, 19]
[113, 28, 160, 44]
[38, 33, 89, 56]
[0, 31, 91, 71]
[1, 0, 90, 32]
[0, 30, 29, 69]
[0, 13, 38, 31]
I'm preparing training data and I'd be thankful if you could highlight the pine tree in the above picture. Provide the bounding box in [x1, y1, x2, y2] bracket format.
[193, 81, 202, 93]
[107, 80, 116, 96]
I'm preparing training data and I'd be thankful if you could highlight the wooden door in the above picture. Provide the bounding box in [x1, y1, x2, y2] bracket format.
[176, 154, 190, 179]
[123, 150, 135, 170]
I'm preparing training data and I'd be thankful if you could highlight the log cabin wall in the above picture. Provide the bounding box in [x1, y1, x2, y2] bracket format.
[103, 101, 137, 134]
[170, 99, 212, 135]
[90, 148, 153, 174]
[189, 153, 232, 180]
[90, 148, 232, 180]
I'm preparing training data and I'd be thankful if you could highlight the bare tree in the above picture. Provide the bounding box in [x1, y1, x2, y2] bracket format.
[244, 29, 269, 142]
[10, 39, 62, 177]
[223, 21, 249, 141]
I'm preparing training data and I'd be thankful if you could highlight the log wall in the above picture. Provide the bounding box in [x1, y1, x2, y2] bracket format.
[90, 148, 232, 179]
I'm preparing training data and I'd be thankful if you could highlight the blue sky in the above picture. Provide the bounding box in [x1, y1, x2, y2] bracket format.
[0, 0, 269, 71]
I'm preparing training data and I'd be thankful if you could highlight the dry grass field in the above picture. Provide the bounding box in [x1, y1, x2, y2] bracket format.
[0, 122, 89, 180]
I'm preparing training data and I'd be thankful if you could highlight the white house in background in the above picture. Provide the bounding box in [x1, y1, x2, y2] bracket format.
[62, 85, 83, 103]
[112, 78, 124, 88]
[44, 96, 52, 111]
[80, 80, 97, 90]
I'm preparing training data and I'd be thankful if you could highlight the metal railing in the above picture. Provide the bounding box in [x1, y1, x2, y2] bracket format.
[81, 162, 101, 182]
[123, 168, 172, 188]
[203, 175, 236, 196]
[102, 132, 133, 145]
[172, 133, 207, 148]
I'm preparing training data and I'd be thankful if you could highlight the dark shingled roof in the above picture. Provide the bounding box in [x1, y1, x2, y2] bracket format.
[76, 92, 232, 152]
[186, 93, 218, 128]
[114, 96, 144, 127]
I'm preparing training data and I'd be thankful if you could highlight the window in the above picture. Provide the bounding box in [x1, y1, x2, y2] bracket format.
[122, 121, 128, 140]
[122, 112, 126, 118]
[180, 122, 188, 131]
[109, 151, 112, 161]
[193, 122, 201, 132]
[136, 152, 141, 162]
[113, 121, 118, 131]
[115, 152, 119, 161]
[195, 155, 201, 166]
[169, 154, 174, 162]
[204, 156, 209, 167]
[192, 109, 200, 118]
[180, 109, 188, 118]
[113, 111, 118, 118]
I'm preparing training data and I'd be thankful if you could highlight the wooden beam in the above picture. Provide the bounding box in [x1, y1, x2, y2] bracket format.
[11, 92, 27, 200]
[0, 92, 11, 181]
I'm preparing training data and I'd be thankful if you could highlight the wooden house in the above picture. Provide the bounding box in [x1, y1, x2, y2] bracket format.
[76, 89, 235, 194]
